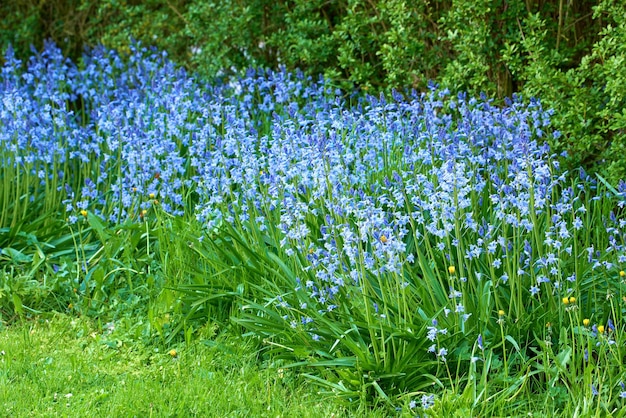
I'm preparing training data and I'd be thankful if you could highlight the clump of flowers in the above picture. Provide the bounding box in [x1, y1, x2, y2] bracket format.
[3, 41, 626, 412]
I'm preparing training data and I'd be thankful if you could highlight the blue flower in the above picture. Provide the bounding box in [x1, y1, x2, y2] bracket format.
[421, 394, 435, 410]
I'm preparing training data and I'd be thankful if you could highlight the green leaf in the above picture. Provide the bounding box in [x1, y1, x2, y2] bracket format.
[1, 247, 32, 264]
[505, 335, 521, 353]
[87, 211, 110, 243]
[555, 346, 572, 371]
[12, 292, 23, 314]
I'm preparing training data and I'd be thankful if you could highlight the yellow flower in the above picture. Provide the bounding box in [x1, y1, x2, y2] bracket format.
[569, 296, 576, 304]
[583, 319, 590, 327]
[562, 297, 569, 305]
[597, 325, 605, 334]
[168, 349, 177, 357]
[620, 271, 626, 278]
[149, 193, 156, 199]
[80, 210, 88, 217]
[380, 235, 388, 244]
[498, 309, 505, 316]
[448, 266, 456, 275]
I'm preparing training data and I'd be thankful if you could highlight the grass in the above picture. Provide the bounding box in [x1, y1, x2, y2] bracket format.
[0, 314, 356, 417]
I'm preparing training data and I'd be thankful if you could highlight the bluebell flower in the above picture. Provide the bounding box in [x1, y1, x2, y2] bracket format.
[421, 394, 435, 409]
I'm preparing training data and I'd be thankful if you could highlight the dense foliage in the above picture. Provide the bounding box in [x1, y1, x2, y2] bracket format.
[2, 42, 626, 415]
[1, 0, 625, 181]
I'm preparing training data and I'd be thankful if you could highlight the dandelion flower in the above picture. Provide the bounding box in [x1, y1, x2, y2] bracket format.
[448, 266, 456, 275]
[583, 319, 590, 326]
[168, 349, 177, 357]
[80, 210, 88, 217]
[569, 296, 576, 304]
[498, 309, 505, 316]
[562, 297, 569, 305]
[598, 325, 605, 334]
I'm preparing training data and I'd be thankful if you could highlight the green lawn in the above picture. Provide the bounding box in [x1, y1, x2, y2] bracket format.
[0, 315, 357, 417]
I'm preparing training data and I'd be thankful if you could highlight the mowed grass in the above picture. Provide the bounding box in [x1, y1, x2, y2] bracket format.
[0, 315, 355, 417]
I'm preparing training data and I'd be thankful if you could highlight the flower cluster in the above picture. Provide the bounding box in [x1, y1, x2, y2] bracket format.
[3, 42, 626, 374]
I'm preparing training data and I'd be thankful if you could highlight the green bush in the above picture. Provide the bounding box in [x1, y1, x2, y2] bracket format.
[498, 0, 626, 180]
[562, 0, 626, 179]
[0, 0, 95, 59]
